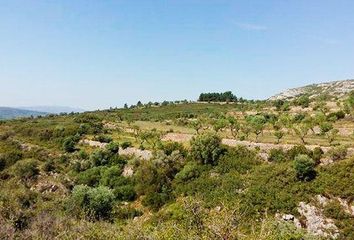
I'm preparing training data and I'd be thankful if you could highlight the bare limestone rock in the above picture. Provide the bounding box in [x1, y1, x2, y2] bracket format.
[276, 213, 302, 229]
[298, 202, 339, 239]
[122, 165, 134, 177]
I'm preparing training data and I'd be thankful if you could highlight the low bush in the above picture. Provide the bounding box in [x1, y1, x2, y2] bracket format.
[76, 167, 103, 187]
[12, 159, 40, 180]
[189, 133, 224, 165]
[293, 154, 316, 181]
[327, 145, 348, 161]
[142, 191, 172, 212]
[312, 147, 324, 165]
[121, 141, 132, 149]
[100, 166, 125, 188]
[93, 135, 112, 143]
[217, 146, 259, 174]
[42, 159, 55, 172]
[106, 142, 119, 154]
[268, 148, 287, 163]
[113, 185, 136, 201]
[286, 145, 311, 161]
[115, 206, 142, 220]
[159, 142, 186, 156]
[66, 185, 115, 220]
[174, 162, 202, 183]
[63, 136, 79, 153]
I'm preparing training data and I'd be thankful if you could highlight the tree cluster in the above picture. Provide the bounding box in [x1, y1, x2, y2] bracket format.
[198, 91, 237, 102]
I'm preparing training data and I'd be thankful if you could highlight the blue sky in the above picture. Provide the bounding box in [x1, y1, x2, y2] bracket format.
[1, 0, 354, 110]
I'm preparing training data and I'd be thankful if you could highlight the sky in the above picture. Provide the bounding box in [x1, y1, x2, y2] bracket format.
[1, 0, 354, 110]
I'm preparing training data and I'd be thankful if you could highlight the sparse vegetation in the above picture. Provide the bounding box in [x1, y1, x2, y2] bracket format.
[0, 83, 354, 239]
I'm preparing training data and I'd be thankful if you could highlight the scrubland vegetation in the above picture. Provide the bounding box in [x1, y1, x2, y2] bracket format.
[0, 90, 354, 239]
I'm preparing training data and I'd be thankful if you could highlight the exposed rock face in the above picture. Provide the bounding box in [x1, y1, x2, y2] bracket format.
[315, 195, 354, 217]
[276, 213, 302, 229]
[80, 139, 152, 160]
[337, 198, 354, 216]
[298, 202, 339, 239]
[269, 79, 354, 101]
[80, 139, 108, 148]
[278, 195, 352, 238]
[119, 147, 152, 160]
[122, 165, 134, 177]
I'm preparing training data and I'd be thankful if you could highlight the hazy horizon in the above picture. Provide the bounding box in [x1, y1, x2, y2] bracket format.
[1, 1, 354, 110]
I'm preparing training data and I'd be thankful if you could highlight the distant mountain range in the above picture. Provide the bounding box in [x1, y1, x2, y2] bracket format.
[19, 106, 86, 114]
[269, 79, 354, 101]
[0, 106, 86, 120]
[0, 107, 47, 120]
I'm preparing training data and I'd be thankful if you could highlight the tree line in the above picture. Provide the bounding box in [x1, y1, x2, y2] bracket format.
[198, 91, 237, 102]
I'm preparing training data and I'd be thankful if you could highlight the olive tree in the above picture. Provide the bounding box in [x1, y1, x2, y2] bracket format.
[189, 133, 223, 165]
[227, 116, 241, 139]
[246, 115, 267, 142]
[292, 122, 311, 145]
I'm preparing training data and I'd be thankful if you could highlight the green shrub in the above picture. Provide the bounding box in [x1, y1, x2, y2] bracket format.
[106, 142, 119, 154]
[113, 185, 136, 201]
[0, 150, 23, 169]
[268, 148, 287, 163]
[90, 150, 112, 167]
[312, 147, 323, 165]
[217, 146, 259, 173]
[295, 95, 310, 108]
[78, 150, 89, 159]
[327, 145, 348, 161]
[142, 191, 171, 211]
[174, 162, 202, 183]
[189, 133, 223, 165]
[100, 166, 125, 188]
[159, 142, 186, 156]
[115, 206, 142, 220]
[327, 111, 346, 121]
[323, 200, 351, 220]
[93, 135, 112, 143]
[42, 159, 55, 172]
[63, 136, 78, 153]
[286, 145, 311, 161]
[67, 185, 115, 220]
[293, 154, 316, 181]
[121, 141, 132, 149]
[76, 167, 103, 187]
[12, 159, 40, 180]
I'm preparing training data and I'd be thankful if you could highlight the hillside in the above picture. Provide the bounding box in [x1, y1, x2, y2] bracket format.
[0, 107, 47, 120]
[269, 79, 354, 101]
[0, 87, 354, 239]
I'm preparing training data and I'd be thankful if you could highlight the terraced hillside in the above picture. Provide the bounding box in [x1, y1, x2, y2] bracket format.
[0, 87, 354, 239]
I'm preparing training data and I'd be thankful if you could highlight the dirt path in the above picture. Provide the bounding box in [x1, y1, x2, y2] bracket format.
[161, 133, 193, 142]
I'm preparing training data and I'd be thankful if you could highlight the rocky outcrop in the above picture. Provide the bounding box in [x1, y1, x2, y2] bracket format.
[119, 147, 152, 160]
[277, 194, 353, 239]
[269, 79, 354, 101]
[275, 213, 302, 229]
[80, 139, 108, 148]
[80, 139, 152, 160]
[298, 201, 339, 239]
[122, 165, 134, 177]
